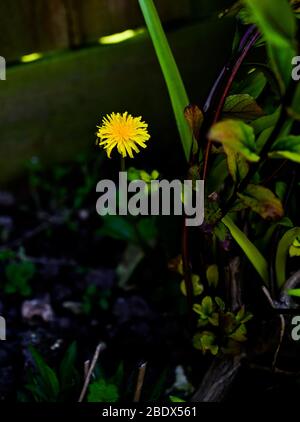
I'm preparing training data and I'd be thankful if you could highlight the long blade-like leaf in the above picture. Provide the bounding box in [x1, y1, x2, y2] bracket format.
[138, 0, 192, 160]
[222, 215, 269, 285]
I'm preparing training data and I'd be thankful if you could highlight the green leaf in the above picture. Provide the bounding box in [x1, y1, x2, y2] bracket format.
[269, 135, 300, 162]
[232, 68, 267, 99]
[180, 274, 203, 297]
[229, 323, 247, 342]
[245, 0, 296, 47]
[202, 296, 213, 315]
[289, 244, 300, 257]
[208, 313, 219, 327]
[0, 249, 16, 261]
[184, 104, 203, 141]
[256, 127, 273, 153]
[88, 379, 119, 403]
[59, 342, 79, 393]
[236, 306, 253, 324]
[215, 297, 226, 311]
[237, 184, 284, 220]
[223, 146, 249, 183]
[251, 108, 280, 135]
[29, 347, 60, 401]
[137, 217, 157, 246]
[5, 261, 35, 296]
[287, 288, 300, 297]
[169, 395, 186, 403]
[99, 216, 137, 243]
[256, 216, 293, 250]
[268, 44, 296, 93]
[193, 331, 219, 355]
[275, 227, 300, 287]
[275, 181, 287, 200]
[245, 0, 296, 91]
[223, 94, 264, 121]
[214, 221, 228, 242]
[206, 265, 219, 288]
[193, 296, 216, 323]
[209, 119, 260, 162]
[138, 0, 192, 160]
[206, 155, 228, 194]
[222, 215, 269, 285]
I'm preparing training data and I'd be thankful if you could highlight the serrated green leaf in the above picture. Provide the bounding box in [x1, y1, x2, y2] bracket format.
[184, 104, 203, 140]
[223, 94, 264, 121]
[237, 184, 284, 220]
[209, 119, 260, 162]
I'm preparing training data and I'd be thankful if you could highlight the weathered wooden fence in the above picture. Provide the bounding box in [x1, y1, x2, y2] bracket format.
[0, 0, 189, 62]
[0, 0, 227, 62]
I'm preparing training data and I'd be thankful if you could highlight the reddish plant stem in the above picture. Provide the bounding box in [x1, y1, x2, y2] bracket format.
[202, 29, 260, 180]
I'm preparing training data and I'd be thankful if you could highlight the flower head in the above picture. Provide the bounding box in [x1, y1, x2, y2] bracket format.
[96, 112, 150, 158]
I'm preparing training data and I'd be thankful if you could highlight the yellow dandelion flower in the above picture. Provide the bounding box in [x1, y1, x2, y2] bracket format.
[96, 112, 150, 158]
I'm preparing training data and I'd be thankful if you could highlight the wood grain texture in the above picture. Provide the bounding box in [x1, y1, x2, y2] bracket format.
[0, 0, 192, 62]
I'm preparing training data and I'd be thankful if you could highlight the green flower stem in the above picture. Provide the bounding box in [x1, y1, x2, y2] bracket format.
[120, 157, 126, 172]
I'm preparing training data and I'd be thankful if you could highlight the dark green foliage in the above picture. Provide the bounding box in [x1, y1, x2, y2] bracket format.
[0, 250, 36, 297]
[24, 343, 80, 402]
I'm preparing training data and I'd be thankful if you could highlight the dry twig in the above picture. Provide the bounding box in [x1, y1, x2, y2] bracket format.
[133, 362, 147, 402]
[78, 342, 106, 402]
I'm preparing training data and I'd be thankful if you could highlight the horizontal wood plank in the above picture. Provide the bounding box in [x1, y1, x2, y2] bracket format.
[0, 0, 192, 62]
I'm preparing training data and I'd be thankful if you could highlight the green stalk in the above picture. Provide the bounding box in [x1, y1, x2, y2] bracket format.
[222, 215, 269, 285]
[138, 0, 192, 161]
